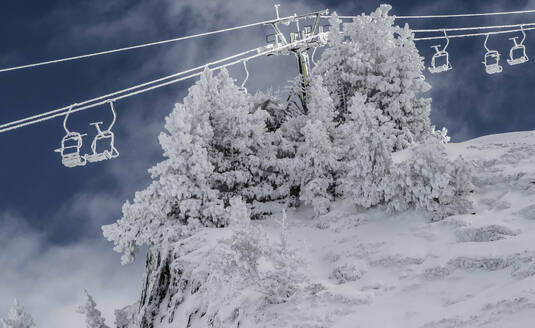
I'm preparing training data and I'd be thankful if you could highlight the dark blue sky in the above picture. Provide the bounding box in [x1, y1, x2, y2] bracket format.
[1, 0, 535, 325]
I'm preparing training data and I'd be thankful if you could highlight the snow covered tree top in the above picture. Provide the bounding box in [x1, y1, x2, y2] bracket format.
[1, 300, 34, 328]
[77, 290, 110, 328]
[314, 4, 433, 151]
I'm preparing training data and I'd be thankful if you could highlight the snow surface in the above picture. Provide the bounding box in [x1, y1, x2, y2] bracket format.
[271, 130, 535, 328]
[166, 130, 535, 328]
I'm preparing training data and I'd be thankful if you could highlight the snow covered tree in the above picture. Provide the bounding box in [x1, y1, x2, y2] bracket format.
[77, 290, 109, 328]
[207, 70, 287, 218]
[103, 68, 286, 264]
[337, 93, 394, 207]
[294, 76, 338, 215]
[1, 300, 34, 328]
[114, 304, 137, 328]
[103, 69, 226, 264]
[314, 5, 432, 151]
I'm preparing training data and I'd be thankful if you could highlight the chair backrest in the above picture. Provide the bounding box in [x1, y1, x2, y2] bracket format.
[61, 133, 82, 155]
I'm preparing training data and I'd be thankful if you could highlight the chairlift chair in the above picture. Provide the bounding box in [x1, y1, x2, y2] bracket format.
[55, 132, 87, 168]
[506, 25, 529, 66]
[482, 34, 503, 75]
[85, 101, 119, 163]
[429, 45, 452, 73]
[55, 105, 87, 168]
[317, 24, 330, 44]
[507, 37, 529, 66]
[302, 25, 312, 39]
[290, 31, 300, 43]
[484, 51, 503, 74]
[428, 30, 453, 74]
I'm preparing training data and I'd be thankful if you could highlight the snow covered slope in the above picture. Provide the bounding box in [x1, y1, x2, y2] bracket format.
[141, 130, 535, 328]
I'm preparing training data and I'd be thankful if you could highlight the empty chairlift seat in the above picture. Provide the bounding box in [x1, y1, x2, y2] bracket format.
[55, 105, 88, 168]
[85, 101, 119, 163]
[507, 25, 529, 66]
[428, 30, 453, 74]
[507, 37, 529, 66]
[55, 132, 87, 168]
[482, 34, 503, 75]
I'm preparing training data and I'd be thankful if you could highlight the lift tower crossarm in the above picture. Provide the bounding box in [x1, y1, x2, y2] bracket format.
[265, 9, 329, 26]
[265, 9, 329, 47]
[263, 6, 329, 113]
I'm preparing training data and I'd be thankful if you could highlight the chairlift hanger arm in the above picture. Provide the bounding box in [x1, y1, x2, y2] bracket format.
[268, 22, 289, 45]
[311, 12, 323, 35]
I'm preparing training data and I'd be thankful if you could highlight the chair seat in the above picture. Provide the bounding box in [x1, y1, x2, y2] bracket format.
[85, 151, 112, 163]
[62, 154, 86, 168]
[508, 57, 528, 66]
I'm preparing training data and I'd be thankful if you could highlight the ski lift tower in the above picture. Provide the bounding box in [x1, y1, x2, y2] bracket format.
[263, 6, 330, 82]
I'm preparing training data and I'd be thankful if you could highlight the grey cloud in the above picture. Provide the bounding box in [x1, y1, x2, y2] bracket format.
[0, 212, 145, 328]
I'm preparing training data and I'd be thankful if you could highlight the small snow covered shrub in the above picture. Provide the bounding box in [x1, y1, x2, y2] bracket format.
[262, 209, 300, 304]
[386, 143, 473, 219]
[225, 197, 270, 280]
[212, 199, 300, 306]
[431, 126, 451, 144]
[329, 264, 364, 284]
[114, 304, 137, 328]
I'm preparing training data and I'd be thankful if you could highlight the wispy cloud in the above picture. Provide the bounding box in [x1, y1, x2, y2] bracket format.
[0, 212, 145, 328]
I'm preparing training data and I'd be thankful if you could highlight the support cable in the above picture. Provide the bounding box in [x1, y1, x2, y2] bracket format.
[398, 9, 535, 19]
[0, 14, 300, 74]
[414, 25, 535, 41]
[0, 34, 324, 134]
[413, 22, 535, 33]
[0, 48, 258, 131]
[325, 8, 535, 20]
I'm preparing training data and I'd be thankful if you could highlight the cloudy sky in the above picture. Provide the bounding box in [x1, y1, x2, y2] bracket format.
[1, 0, 535, 327]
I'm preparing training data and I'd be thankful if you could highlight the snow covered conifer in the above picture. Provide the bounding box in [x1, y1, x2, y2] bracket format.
[337, 93, 393, 207]
[295, 76, 338, 215]
[103, 68, 283, 264]
[314, 5, 432, 150]
[103, 68, 226, 264]
[207, 70, 284, 218]
[77, 290, 110, 328]
[1, 300, 34, 328]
